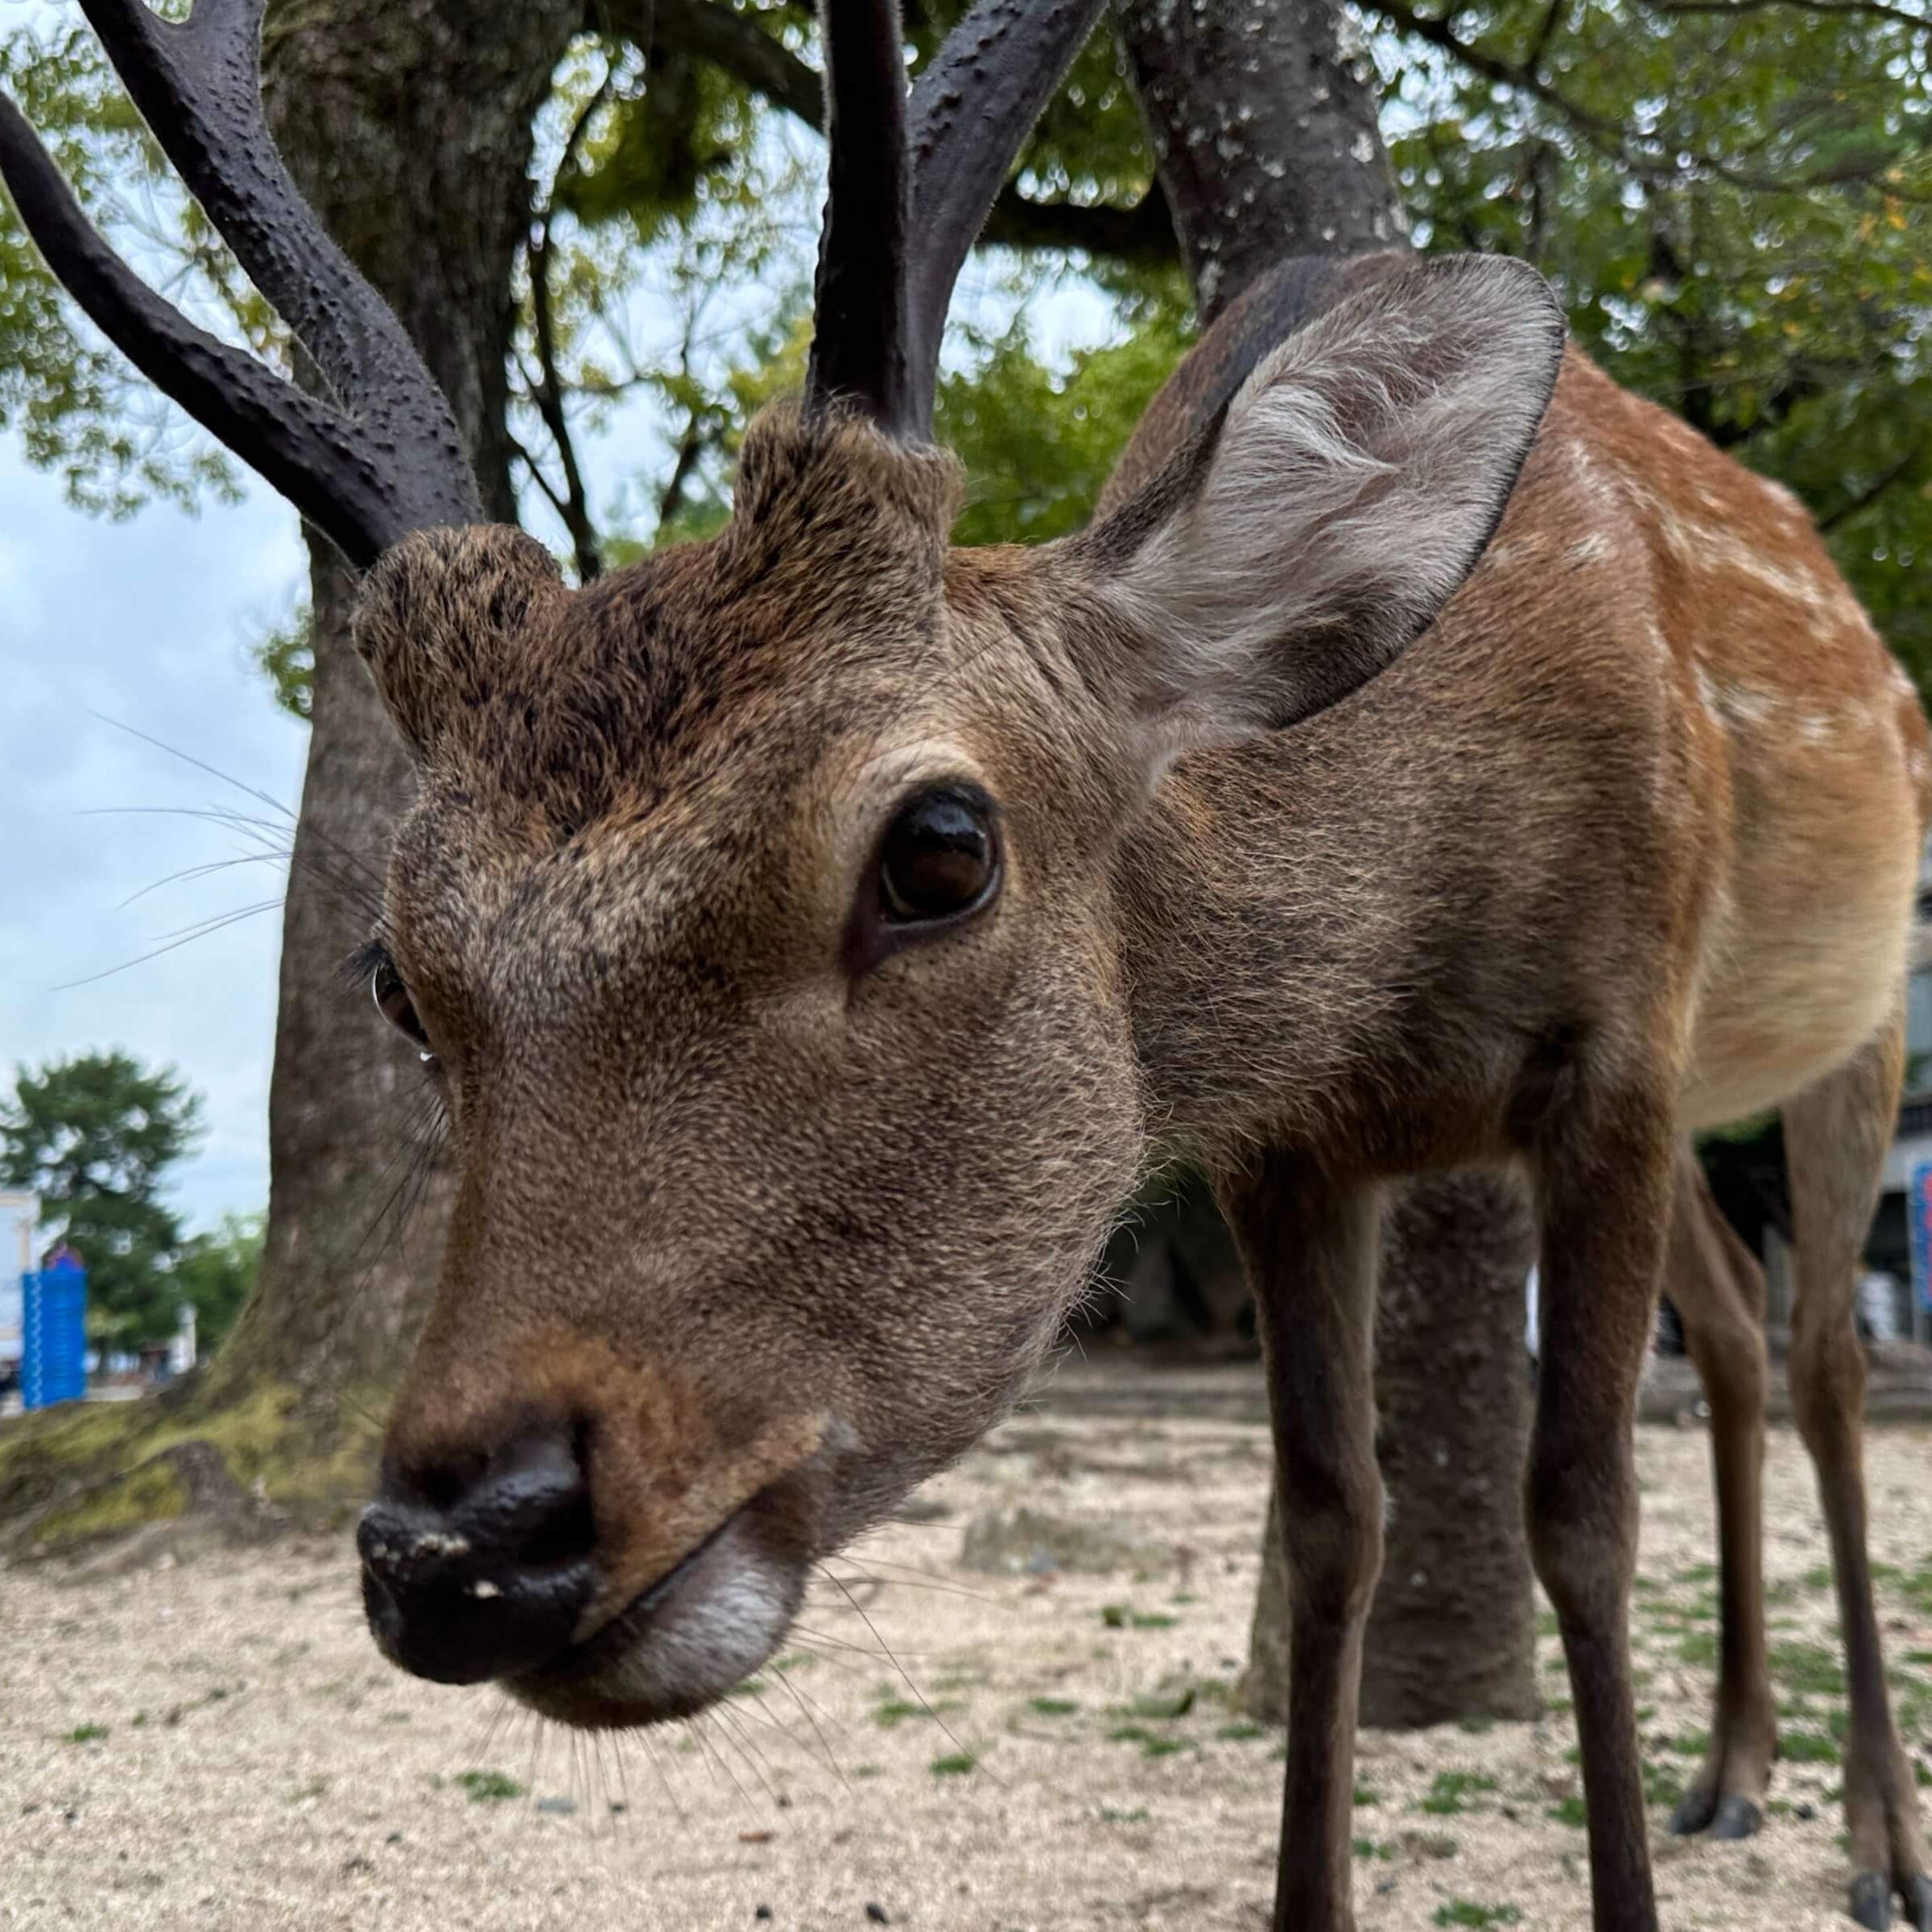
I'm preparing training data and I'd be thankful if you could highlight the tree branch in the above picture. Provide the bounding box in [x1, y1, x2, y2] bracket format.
[1819, 440, 1924, 530]
[1362, 0, 1924, 195]
[597, 0, 1176, 266]
[1646, 0, 1929, 27]
[525, 71, 614, 583]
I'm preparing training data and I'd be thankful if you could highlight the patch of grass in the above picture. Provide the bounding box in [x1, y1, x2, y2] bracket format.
[1678, 1629, 1719, 1669]
[1781, 1729, 1842, 1765]
[1098, 1806, 1150, 1825]
[1536, 1610, 1561, 1637]
[453, 1770, 524, 1803]
[929, 1752, 977, 1777]
[1889, 1567, 1932, 1616]
[1642, 1761, 1686, 1809]
[1217, 1720, 1263, 1742]
[286, 1775, 328, 1802]
[1099, 1604, 1176, 1630]
[1422, 1772, 1499, 1817]
[1431, 1905, 1521, 1928]
[62, 1723, 108, 1744]
[873, 1694, 961, 1728]
[1028, 1696, 1079, 1717]
[1108, 1724, 1184, 1759]
[1458, 1716, 1496, 1736]
[1548, 1797, 1587, 1827]
[1353, 1837, 1394, 1860]
[1666, 1731, 1710, 1759]
[1354, 1781, 1380, 1806]
[1773, 1642, 1846, 1697]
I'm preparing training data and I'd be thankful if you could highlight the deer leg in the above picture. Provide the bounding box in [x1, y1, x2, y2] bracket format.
[1663, 1146, 1777, 1841]
[1528, 1084, 1673, 1932]
[1784, 1005, 1932, 1932]
[1220, 1159, 1381, 1932]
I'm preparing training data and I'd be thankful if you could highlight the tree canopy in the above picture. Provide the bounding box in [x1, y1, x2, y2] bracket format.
[6, 0, 1930, 683]
[0, 1049, 208, 1348]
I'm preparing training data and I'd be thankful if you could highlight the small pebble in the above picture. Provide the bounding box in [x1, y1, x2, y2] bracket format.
[865, 1907, 891, 1925]
[754, 1909, 772, 1922]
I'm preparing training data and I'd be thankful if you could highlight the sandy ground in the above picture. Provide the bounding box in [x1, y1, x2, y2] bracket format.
[3, 1364, 1930, 1932]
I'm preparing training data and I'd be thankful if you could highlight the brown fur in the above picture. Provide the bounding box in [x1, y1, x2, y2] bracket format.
[354, 260, 1930, 1931]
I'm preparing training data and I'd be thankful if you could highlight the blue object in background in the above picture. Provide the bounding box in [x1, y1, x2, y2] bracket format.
[23, 1257, 87, 1410]
[1909, 1162, 1932, 1320]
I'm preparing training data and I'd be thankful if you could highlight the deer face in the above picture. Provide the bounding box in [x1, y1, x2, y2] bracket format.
[351, 411, 1150, 1724]
[350, 261, 1564, 1727]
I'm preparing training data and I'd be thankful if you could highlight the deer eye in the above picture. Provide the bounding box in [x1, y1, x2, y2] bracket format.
[878, 786, 999, 924]
[370, 956, 431, 1055]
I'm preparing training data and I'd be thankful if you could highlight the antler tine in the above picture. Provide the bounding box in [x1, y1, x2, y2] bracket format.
[74, 0, 479, 532]
[803, 0, 1111, 443]
[0, 92, 409, 565]
[903, 0, 1111, 431]
[803, 0, 916, 434]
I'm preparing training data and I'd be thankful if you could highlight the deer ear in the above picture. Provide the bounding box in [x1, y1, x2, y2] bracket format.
[1079, 255, 1564, 760]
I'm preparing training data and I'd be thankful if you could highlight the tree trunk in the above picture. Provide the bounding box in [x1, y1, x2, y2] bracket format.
[1113, 0, 1539, 1730]
[204, 1, 582, 1406]
[1360, 1177, 1540, 1727]
[1112, 0, 1406, 318]
[1238, 1177, 1541, 1726]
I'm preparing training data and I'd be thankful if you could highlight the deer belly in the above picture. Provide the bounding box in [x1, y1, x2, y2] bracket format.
[1677, 799, 1918, 1131]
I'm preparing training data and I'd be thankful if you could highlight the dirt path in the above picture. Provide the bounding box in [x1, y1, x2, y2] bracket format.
[3, 1377, 1930, 1930]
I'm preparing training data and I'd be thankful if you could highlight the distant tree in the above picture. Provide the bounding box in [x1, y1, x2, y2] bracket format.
[171, 1213, 262, 1358]
[0, 1051, 202, 1348]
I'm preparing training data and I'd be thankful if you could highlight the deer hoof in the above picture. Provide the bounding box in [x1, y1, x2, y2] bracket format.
[1850, 1871, 1893, 1930]
[1904, 1872, 1932, 1932]
[1668, 1787, 1717, 1836]
[1708, 1794, 1764, 1841]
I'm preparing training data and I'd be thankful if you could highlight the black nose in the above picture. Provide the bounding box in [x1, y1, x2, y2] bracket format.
[357, 1425, 599, 1685]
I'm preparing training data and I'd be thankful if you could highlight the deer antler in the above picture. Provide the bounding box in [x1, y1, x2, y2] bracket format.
[803, 0, 1111, 439]
[0, 0, 479, 568]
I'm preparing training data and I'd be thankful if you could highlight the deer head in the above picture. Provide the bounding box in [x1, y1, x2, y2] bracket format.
[2, 0, 1562, 1724]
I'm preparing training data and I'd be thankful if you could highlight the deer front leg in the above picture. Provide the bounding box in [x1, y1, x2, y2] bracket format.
[1220, 1158, 1382, 1932]
[1528, 1086, 1672, 1932]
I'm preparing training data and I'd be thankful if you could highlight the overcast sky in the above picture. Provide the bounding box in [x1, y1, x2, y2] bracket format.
[1, 443, 309, 1234]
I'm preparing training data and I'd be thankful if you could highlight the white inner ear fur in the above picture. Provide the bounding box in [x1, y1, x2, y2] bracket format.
[1100, 257, 1565, 761]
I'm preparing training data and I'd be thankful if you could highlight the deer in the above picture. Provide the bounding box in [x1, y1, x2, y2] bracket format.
[6, 2, 1928, 1927]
